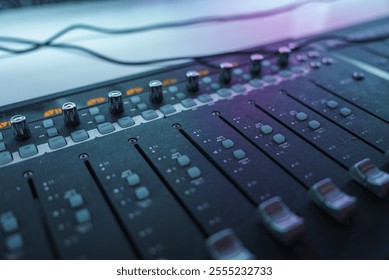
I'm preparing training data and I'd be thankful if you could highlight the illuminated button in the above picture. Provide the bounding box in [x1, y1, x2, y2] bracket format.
[340, 107, 352, 117]
[130, 96, 141, 103]
[206, 229, 255, 260]
[160, 104, 176, 115]
[242, 74, 251, 81]
[0, 151, 13, 165]
[272, 134, 286, 144]
[231, 84, 246, 93]
[0, 142, 5, 152]
[48, 136, 67, 150]
[126, 173, 141, 186]
[308, 120, 321, 130]
[278, 70, 292, 78]
[258, 196, 305, 244]
[0, 132, 3, 141]
[187, 166, 201, 179]
[1, 215, 19, 233]
[210, 82, 221, 90]
[201, 77, 212, 84]
[233, 68, 243, 76]
[296, 112, 308, 121]
[141, 110, 158, 121]
[177, 155, 191, 167]
[260, 125, 273, 135]
[118, 116, 135, 128]
[249, 79, 264, 88]
[168, 85, 178, 93]
[217, 88, 232, 98]
[233, 149, 246, 160]
[309, 178, 357, 223]
[198, 94, 213, 103]
[75, 209, 91, 224]
[222, 139, 235, 149]
[94, 115, 105, 124]
[326, 100, 338, 109]
[97, 122, 115, 134]
[6, 234, 24, 251]
[19, 144, 38, 158]
[134, 186, 150, 200]
[175, 92, 186, 100]
[349, 158, 389, 198]
[89, 107, 100, 115]
[42, 119, 54, 128]
[181, 98, 197, 108]
[71, 130, 89, 142]
[291, 66, 304, 73]
[69, 194, 84, 209]
[263, 75, 276, 83]
[46, 127, 58, 137]
[137, 103, 147, 111]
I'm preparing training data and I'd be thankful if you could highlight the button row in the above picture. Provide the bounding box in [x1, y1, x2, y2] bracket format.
[125, 173, 151, 200]
[1, 212, 24, 252]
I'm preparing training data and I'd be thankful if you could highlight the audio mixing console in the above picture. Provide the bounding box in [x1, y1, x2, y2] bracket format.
[0, 16, 389, 260]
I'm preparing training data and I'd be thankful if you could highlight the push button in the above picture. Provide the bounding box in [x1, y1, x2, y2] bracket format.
[42, 119, 54, 128]
[272, 134, 286, 144]
[0, 142, 6, 152]
[181, 98, 197, 108]
[222, 139, 235, 149]
[177, 155, 191, 167]
[159, 104, 176, 115]
[1, 214, 19, 233]
[126, 173, 141, 186]
[19, 144, 38, 158]
[97, 122, 115, 134]
[118, 116, 135, 128]
[340, 107, 352, 117]
[233, 149, 246, 160]
[260, 125, 273, 135]
[217, 88, 232, 98]
[46, 127, 58, 137]
[89, 107, 100, 116]
[94, 115, 106, 124]
[69, 194, 84, 209]
[0, 151, 13, 165]
[326, 100, 338, 109]
[137, 103, 147, 111]
[187, 166, 201, 179]
[308, 120, 321, 130]
[141, 110, 158, 121]
[75, 209, 91, 224]
[48, 136, 67, 150]
[134, 186, 150, 200]
[71, 130, 89, 142]
[198, 94, 213, 103]
[6, 233, 24, 251]
[296, 112, 308, 121]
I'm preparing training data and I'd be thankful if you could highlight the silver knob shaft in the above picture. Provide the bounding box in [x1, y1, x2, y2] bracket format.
[10, 115, 31, 140]
[108, 90, 124, 114]
[149, 80, 163, 103]
[62, 102, 80, 127]
[186, 70, 200, 92]
[277, 46, 291, 68]
[219, 62, 234, 84]
[250, 54, 264, 75]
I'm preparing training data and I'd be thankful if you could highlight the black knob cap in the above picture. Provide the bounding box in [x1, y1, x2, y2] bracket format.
[108, 90, 124, 114]
[149, 80, 163, 103]
[250, 54, 264, 75]
[186, 70, 200, 92]
[10, 115, 31, 140]
[277, 46, 291, 68]
[219, 62, 234, 84]
[62, 102, 80, 127]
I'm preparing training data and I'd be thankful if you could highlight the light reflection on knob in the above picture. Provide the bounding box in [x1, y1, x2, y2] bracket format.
[10, 115, 31, 140]
[219, 62, 234, 84]
[149, 80, 163, 103]
[108, 90, 124, 114]
[277, 46, 291, 68]
[62, 102, 80, 127]
[250, 54, 264, 75]
[186, 70, 200, 92]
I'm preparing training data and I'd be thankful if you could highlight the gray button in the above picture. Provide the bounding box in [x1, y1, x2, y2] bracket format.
[127, 173, 141, 186]
[296, 112, 308, 121]
[291, 66, 304, 73]
[273, 134, 286, 144]
[89, 107, 100, 115]
[118, 116, 135, 128]
[0, 132, 3, 141]
[71, 130, 89, 142]
[198, 94, 213, 103]
[97, 122, 115, 134]
[137, 103, 147, 111]
[262, 60, 271, 67]
[222, 139, 235, 149]
[232, 84, 245, 93]
[75, 209, 91, 224]
[175, 92, 186, 100]
[177, 155, 191, 167]
[0, 142, 5, 152]
[233, 68, 243, 75]
[168, 85, 178, 93]
[308, 120, 321, 130]
[263, 75, 276, 83]
[201, 77, 212, 84]
[94, 115, 106, 124]
[48, 136, 67, 150]
[6, 234, 24, 251]
[160, 104, 176, 115]
[141, 110, 158, 121]
[134, 186, 150, 200]
[0, 151, 12, 165]
[326, 100, 338, 109]
[242, 74, 252, 81]
[42, 119, 54, 128]
[46, 127, 58, 137]
[260, 125, 273, 135]
[249, 79, 264, 88]
[1, 216, 19, 233]
[69, 194, 84, 209]
[278, 70, 292, 77]
[130, 96, 141, 103]
[340, 107, 352, 117]
[210, 82, 221, 90]
[187, 166, 201, 179]
[19, 144, 38, 158]
[181, 98, 197, 108]
[233, 149, 246, 160]
[217, 88, 232, 98]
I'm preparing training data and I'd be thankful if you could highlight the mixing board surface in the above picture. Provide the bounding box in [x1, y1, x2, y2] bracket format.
[0, 16, 389, 260]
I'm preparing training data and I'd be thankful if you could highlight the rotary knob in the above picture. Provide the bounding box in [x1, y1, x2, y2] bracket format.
[108, 90, 124, 114]
[62, 102, 80, 127]
[186, 70, 200, 92]
[250, 54, 264, 75]
[10, 115, 31, 140]
[219, 62, 234, 84]
[277, 46, 291, 68]
[149, 80, 163, 103]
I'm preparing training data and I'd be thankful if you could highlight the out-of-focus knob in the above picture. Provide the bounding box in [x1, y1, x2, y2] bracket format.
[108, 90, 124, 114]
[277, 46, 291, 68]
[62, 102, 80, 127]
[149, 80, 163, 103]
[186, 70, 200, 92]
[219, 62, 234, 84]
[10, 115, 31, 140]
[250, 54, 264, 75]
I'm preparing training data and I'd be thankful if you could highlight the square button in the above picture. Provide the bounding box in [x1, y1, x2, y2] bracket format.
[0, 151, 13, 165]
[46, 127, 59, 137]
[177, 155, 191, 167]
[89, 107, 100, 115]
[137, 103, 147, 111]
[160, 104, 176, 115]
[273, 134, 286, 144]
[198, 94, 213, 103]
[94, 115, 106, 124]
[126, 173, 141, 186]
[0, 132, 3, 141]
[210, 82, 220, 90]
[75, 209, 91, 224]
[48, 136, 67, 150]
[260, 125, 273, 135]
[217, 88, 231, 98]
[71, 130, 89, 142]
[130, 96, 141, 103]
[141, 110, 158, 121]
[1, 216, 19, 233]
[19, 144, 38, 158]
[181, 98, 196, 108]
[222, 139, 235, 149]
[97, 122, 115, 134]
[233, 149, 246, 160]
[134, 186, 150, 200]
[168, 86, 178, 93]
[187, 166, 201, 179]
[0, 142, 6, 152]
[175, 92, 186, 100]
[69, 194, 84, 209]
[6, 234, 24, 251]
[118, 116, 135, 128]
[42, 119, 54, 128]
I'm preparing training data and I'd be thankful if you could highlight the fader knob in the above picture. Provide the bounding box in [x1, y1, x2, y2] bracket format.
[277, 46, 291, 68]
[186, 70, 200, 92]
[219, 62, 234, 84]
[10, 115, 31, 140]
[108, 90, 124, 114]
[250, 54, 264, 75]
[149, 80, 163, 103]
[62, 102, 80, 127]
